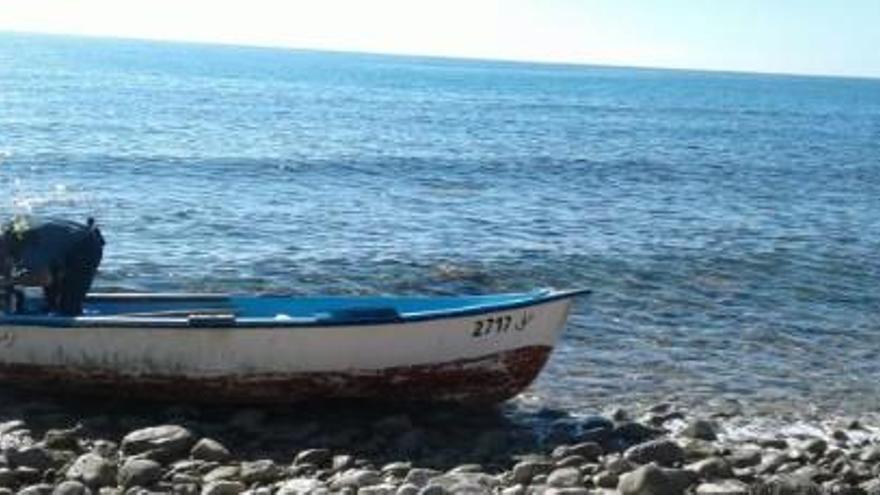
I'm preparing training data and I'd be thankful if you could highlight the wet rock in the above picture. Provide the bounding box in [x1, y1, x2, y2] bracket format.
[594, 470, 619, 488]
[752, 475, 822, 495]
[803, 438, 828, 457]
[276, 478, 327, 495]
[121, 425, 195, 462]
[403, 468, 442, 487]
[201, 481, 245, 495]
[0, 489, 11, 495]
[14, 466, 41, 485]
[0, 469, 14, 488]
[118, 459, 162, 488]
[7, 446, 54, 470]
[52, 481, 91, 495]
[359, 484, 398, 495]
[66, 453, 118, 488]
[511, 461, 554, 484]
[395, 484, 420, 495]
[687, 457, 734, 480]
[728, 448, 762, 468]
[239, 460, 279, 484]
[554, 455, 586, 469]
[694, 480, 749, 495]
[500, 485, 525, 495]
[679, 439, 720, 461]
[203, 466, 240, 483]
[860, 446, 880, 463]
[425, 473, 499, 493]
[543, 489, 590, 495]
[17, 484, 54, 495]
[625, 439, 685, 467]
[333, 455, 356, 473]
[618, 464, 694, 495]
[615, 423, 664, 446]
[605, 456, 638, 475]
[293, 448, 332, 467]
[448, 464, 482, 474]
[680, 420, 717, 442]
[43, 425, 84, 451]
[91, 441, 118, 459]
[547, 467, 582, 488]
[190, 439, 230, 463]
[552, 442, 603, 462]
[0, 421, 26, 435]
[331, 469, 382, 489]
[757, 438, 788, 450]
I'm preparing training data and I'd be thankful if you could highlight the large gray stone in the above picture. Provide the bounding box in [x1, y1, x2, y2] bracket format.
[120, 425, 195, 462]
[425, 473, 499, 492]
[625, 439, 685, 467]
[511, 461, 554, 484]
[403, 468, 442, 487]
[547, 467, 582, 488]
[686, 457, 734, 480]
[6, 446, 54, 470]
[190, 439, 230, 463]
[118, 458, 163, 488]
[17, 484, 53, 495]
[67, 453, 118, 488]
[331, 469, 382, 489]
[680, 420, 717, 442]
[201, 481, 245, 495]
[695, 480, 749, 495]
[276, 478, 327, 495]
[618, 464, 695, 495]
[52, 481, 91, 495]
[293, 448, 332, 467]
[239, 460, 279, 484]
[552, 442, 603, 462]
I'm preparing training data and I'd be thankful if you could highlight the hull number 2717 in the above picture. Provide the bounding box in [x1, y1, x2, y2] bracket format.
[472, 311, 534, 338]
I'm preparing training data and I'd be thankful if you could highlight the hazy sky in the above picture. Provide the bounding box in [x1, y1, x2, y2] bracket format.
[2, 0, 879, 78]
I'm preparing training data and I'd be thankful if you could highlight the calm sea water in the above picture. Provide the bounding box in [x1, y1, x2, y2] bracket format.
[2, 33, 880, 420]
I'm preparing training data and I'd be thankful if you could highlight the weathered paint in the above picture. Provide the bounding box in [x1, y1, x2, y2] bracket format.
[0, 298, 574, 403]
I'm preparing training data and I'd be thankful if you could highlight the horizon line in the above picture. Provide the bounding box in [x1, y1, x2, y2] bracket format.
[4, 28, 879, 83]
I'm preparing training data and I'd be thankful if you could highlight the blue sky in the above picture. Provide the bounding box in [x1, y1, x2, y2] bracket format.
[1, 0, 878, 78]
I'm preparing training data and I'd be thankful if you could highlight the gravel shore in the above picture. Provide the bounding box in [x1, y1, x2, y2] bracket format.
[0, 393, 877, 495]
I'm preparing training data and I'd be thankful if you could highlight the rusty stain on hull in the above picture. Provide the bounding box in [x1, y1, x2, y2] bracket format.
[0, 346, 552, 404]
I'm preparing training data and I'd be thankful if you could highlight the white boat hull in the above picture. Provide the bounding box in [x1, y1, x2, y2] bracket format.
[0, 294, 577, 403]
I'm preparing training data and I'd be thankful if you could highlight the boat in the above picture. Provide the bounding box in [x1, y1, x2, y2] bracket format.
[0, 288, 588, 404]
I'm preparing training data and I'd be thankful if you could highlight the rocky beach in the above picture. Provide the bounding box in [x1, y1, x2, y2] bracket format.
[1, 391, 878, 495]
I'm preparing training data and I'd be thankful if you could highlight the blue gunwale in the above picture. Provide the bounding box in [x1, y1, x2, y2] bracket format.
[0, 288, 590, 328]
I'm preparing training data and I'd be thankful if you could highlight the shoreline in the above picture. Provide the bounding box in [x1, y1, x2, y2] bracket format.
[1, 393, 878, 494]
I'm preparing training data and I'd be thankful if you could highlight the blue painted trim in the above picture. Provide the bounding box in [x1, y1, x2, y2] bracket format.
[0, 289, 590, 329]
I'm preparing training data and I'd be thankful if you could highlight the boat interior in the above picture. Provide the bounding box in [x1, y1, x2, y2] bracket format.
[0, 289, 573, 326]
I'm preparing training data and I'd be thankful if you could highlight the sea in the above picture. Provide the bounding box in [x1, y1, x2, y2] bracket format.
[2, 32, 880, 427]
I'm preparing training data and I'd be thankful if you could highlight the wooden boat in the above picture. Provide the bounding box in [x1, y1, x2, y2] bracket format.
[0, 288, 588, 404]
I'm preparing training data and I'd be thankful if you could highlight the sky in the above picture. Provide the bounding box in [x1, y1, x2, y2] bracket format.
[1, 0, 879, 78]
